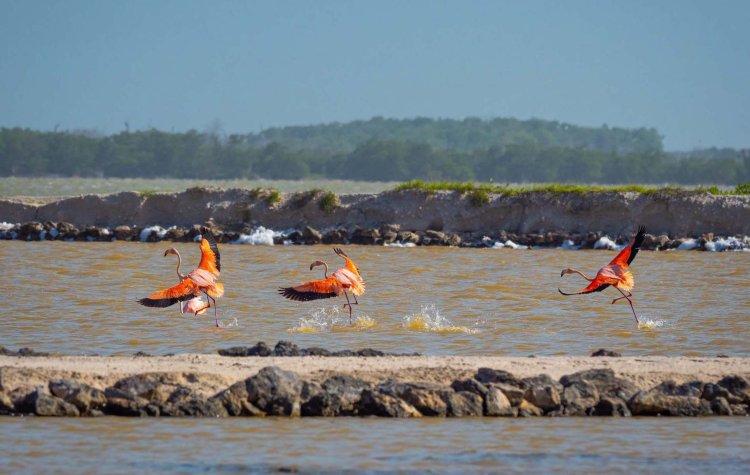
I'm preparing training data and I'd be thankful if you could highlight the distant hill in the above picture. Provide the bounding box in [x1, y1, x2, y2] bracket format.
[245, 116, 664, 155]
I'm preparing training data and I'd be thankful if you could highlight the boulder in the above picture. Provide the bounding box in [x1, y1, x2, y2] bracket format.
[377, 381, 452, 417]
[485, 386, 514, 416]
[447, 391, 484, 417]
[591, 349, 622, 357]
[591, 397, 631, 416]
[49, 379, 106, 415]
[475, 368, 524, 388]
[559, 369, 638, 401]
[717, 375, 750, 403]
[302, 375, 370, 416]
[356, 389, 421, 418]
[244, 367, 303, 416]
[629, 382, 712, 416]
[562, 380, 599, 415]
[21, 389, 80, 417]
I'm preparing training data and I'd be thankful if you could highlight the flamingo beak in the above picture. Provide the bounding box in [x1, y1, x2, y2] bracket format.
[560, 269, 566, 277]
[164, 248, 177, 257]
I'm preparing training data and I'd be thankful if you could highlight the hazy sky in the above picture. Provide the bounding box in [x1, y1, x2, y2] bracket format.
[1, 0, 748, 150]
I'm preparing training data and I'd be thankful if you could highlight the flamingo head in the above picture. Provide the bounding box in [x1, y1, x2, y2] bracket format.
[164, 248, 179, 257]
[309, 260, 327, 271]
[560, 268, 574, 277]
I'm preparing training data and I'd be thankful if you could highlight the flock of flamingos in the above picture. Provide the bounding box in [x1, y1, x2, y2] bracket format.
[138, 226, 647, 328]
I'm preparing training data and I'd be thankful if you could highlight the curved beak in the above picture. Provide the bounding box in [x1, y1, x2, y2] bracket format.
[309, 260, 325, 271]
[164, 248, 178, 257]
[560, 269, 565, 277]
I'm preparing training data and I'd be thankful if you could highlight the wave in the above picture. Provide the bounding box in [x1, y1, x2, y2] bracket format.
[402, 304, 479, 334]
[232, 226, 282, 245]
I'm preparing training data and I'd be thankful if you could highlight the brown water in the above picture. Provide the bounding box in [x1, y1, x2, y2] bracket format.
[3, 417, 750, 474]
[1, 241, 749, 356]
[3, 242, 750, 472]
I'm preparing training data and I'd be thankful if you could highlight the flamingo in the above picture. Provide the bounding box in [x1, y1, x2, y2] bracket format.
[138, 228, 225, 327]
[278, 248, 365, 324]
[559, 225, 646, 323]
[163, 247, 208, 316]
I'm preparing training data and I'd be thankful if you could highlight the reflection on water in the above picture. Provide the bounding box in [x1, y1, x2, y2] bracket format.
[3, 417, 750, 474]
[2, 241, 749, 356]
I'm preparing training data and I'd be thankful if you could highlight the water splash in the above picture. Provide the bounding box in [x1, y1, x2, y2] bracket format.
[231, 226, 281, 245]
[491, 239, 527, 249]
[637, 317, 675, 330]
[402, 304, 479, 334]
[593, 236, 624, 250]
[139, 225, 170, 242]
[218, 317, 240, 329]
[287, 307, 374, 333]
[384, 241, 417, 248]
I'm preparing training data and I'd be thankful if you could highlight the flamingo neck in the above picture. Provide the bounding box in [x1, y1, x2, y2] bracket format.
[321, 262, 329, 279]
[174, 250, 186, 280]
[569, 268, 593, 281]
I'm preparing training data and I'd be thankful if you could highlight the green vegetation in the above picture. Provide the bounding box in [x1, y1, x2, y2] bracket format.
[266, 189, 282, 206]
[137, 189, 159, 197]
[1, 119, 748, 185]
[393, 180, 750, 196]
[319, 191, 340, 214]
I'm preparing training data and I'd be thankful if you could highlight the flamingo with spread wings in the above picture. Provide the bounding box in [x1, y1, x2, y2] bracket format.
[278, 248, 365, 324]
[138, 228, 225, 327]
[559, 226, 646, 323]
[163, 247, 208, 316]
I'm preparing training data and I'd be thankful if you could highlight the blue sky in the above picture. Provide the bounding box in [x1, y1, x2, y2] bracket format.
[1, 0, 748, 150]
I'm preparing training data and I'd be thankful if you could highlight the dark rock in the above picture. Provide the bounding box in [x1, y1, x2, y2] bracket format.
[349, 228, 381, 245]
[382, 231, 398, 244]
[377, 381, 453, 417]
[356, 389, 420, 418]
[701, 383, 736, 403]
[523, 375, 562, 413]
[245, 367, 303, 416]
[49, 379, 106, 415]
[591, 349, 622, 357]
[717, 375, 750, 403]
[729, 404, 747, 416]
[302, 375, 371, 416]
[113, 374, 177, 403]
[485, 386, 514, 416]
[302, 226, 322, 244]
[301, 347, 332, 357]
[425, 230, 447, 245]
[629, 384, 712, 416]
[164, 227, 186, 241]
[475, 368, 524, 387]
[217, 342, 272, 357]
[562, 380, 599, 415]
[162, 389, 228, 417]
[517, 400, 544, 417]
[0, 391, 13, 415]
[19, 221, 43, 239]
[396, 231, 420, 244]
[210, 381, 265, 417]
[560, 369, 638, 401]
[716, 354, 729, 358]
[57, 222, 78, 238]
[591, 397, 631, 416]
[447, 391, 484, 417]
[0, 347, 49, 357]
[322, 228, 348, 244]
[114, 225, 133, 241]
[490, 383, 526, 406]
[133, 351, 151, 357]
[451, 378, 488, 397]
[710, 397, 732, 416]
[22, 389, 80, 417]
[273, 341, 301, 356]
[285, 230, 303, 244]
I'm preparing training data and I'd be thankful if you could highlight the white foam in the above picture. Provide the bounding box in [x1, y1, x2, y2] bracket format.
[492, 239, 526, 249]
[704, 236, 745, 252]
[560, 239, 580, 250]
[402, 304, 478, 334]
[139, 225, 169, 242]
[231, 226, 280, 245]
[384, 241, 417, 247]
[593, 236, 623, 250]
[0, 222, 15, 232]
[676, 238, 699, 250]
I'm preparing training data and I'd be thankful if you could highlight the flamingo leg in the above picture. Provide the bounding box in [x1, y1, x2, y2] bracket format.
[207, 293, 219, 327]
[611, 291, 633, 305]
[342, 291, 353, 325]
[615, 287, 639, 324]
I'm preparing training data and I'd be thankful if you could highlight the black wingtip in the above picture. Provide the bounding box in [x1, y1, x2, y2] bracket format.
[333, 247, 347, 257]
[201, 228, 221, 272]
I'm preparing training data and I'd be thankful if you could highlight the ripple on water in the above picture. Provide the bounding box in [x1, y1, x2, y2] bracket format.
[402, 304, 480, 334]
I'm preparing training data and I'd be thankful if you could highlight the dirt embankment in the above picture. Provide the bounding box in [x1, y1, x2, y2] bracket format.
[1, 187, 749, 237]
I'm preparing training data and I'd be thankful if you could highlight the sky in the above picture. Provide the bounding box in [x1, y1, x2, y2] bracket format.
[0, 0, 748, 150]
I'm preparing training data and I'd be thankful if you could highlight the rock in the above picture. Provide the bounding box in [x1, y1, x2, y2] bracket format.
[717, 375, 750, 403]
[710, 397, 732, 416]
[490, 383, 526, 406]
[164, 227, 186, 241]
[447, 391, 484, 417]
[475, 368, 524, 388]
[591, 397, 631, 416]
[113, 225, 133, 241]
[629, 383, 712, 416]
[302, 226, 322, 244]
[377, 381, 452, 417]
[560, 369, 638, 401]
[49, 379, 106, 415]
[517, 400, 543, 417]
[19, 221, 43, 239]
[485, 386, 514, 416]
[354, 348, 385, 357]
[701, 383, 736, 403]
[245, 367, 303, 416]
[322, 228, 348, 244]
[425, 230, 447, 245]
[217, 342, 272, 357]
[302, 375, 370, 417]
[591, 349, 621, 357]
[447, 234, 462, 247]
[357, 389, 421, 418]
[450, 378, 488, 397]
[0, 347, 49, 357]
[162, 388, 227, 417]
[0, 391, 15, 415]
[210, 381, 265, 417]
[273, 341, 301, 356]
[112, 374, 178, 403]
[349, 228, 381, 245]
[396, 231, 420, 244]
[523, 376, 562, 413]
[301, 347, 332, 357]
[562, 380, 599, 415]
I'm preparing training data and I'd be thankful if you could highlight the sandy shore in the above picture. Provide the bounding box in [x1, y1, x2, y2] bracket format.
[3, 354, 749, 393]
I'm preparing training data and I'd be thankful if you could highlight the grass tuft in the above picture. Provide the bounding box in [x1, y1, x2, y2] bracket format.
[319, 191, 340, 214]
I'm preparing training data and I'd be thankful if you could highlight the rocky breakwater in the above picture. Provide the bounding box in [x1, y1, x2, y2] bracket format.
[2, 187, 750, 250]
[1, 343, 749, 418]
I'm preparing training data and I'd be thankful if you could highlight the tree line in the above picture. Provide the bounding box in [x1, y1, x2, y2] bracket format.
[0, 124, 748, 185]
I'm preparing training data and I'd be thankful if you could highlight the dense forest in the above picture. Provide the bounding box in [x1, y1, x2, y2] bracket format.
[1, 117, 748, 184]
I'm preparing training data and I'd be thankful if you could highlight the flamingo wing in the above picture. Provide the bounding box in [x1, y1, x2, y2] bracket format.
[609, 225, 646, 267]
[138, 278, 200, 308]
[558, 279, 610, 296]
[332, 267, 365, 296]
[333, 248, 361, 276]
[198, 230, 221, 275]
[278, 277, 340, 302]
